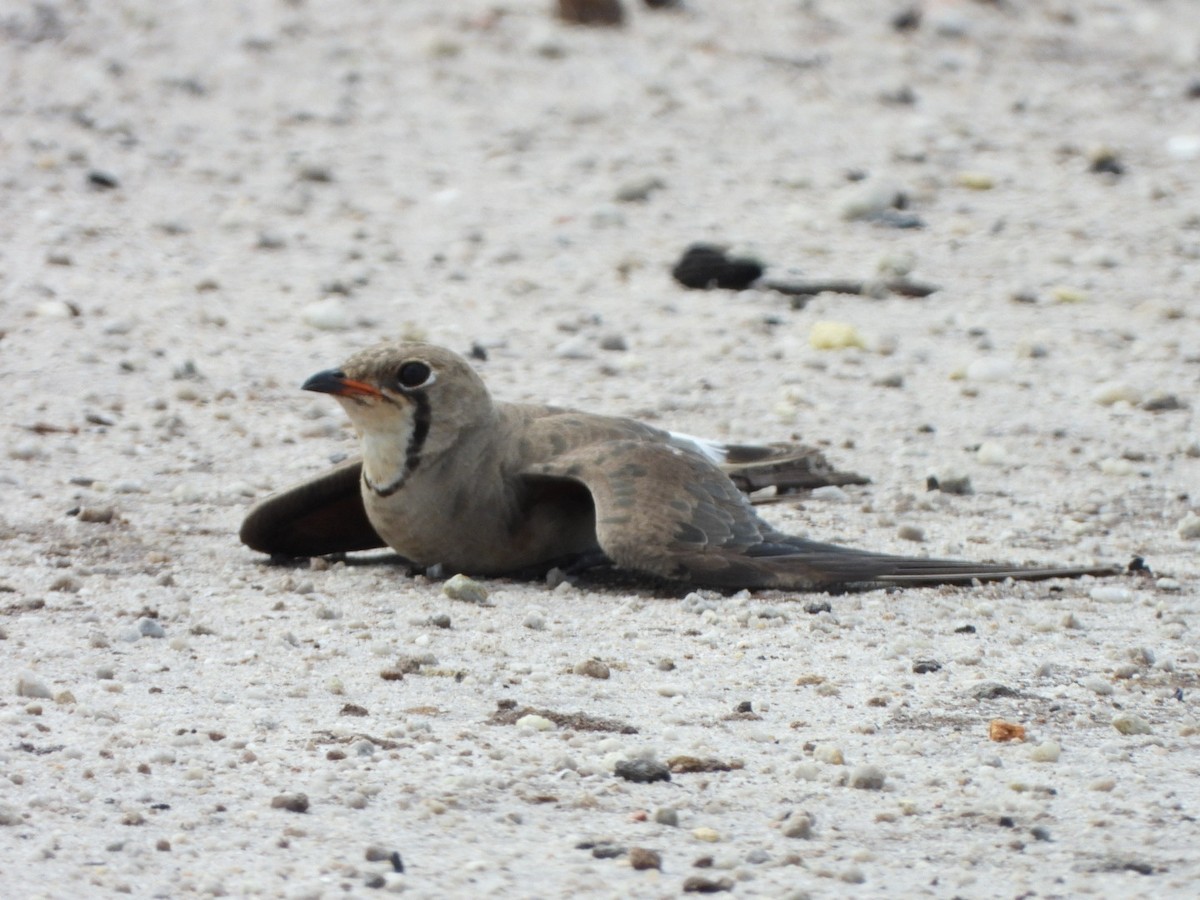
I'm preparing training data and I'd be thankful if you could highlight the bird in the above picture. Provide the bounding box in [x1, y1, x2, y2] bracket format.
[239, 341, 1119, 591]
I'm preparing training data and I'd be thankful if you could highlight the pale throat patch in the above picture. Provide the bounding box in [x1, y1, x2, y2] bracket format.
[358, 407, 417, 493]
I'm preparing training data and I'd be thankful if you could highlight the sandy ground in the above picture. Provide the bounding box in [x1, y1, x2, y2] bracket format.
[2, 1, 1199, 897]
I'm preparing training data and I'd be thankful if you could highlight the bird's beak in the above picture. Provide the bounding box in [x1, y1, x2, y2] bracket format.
[302, 369, 382, 398]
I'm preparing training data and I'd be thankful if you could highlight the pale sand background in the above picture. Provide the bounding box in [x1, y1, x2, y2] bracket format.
[1, 1, 1198, 897]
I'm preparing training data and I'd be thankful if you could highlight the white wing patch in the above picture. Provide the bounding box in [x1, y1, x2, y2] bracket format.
[668, 431, 728, 465]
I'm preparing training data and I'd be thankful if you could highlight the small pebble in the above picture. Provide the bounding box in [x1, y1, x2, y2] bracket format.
[574, 659, 611, 679]
[897, 524, 925, 542]
[849, 765, 886, 790]
[1092, 382, 1141, 406]
[809, 321, 865, 350]
[1050, 286, 1087, 304]
[671, 244, 763, 290]
[989, 720, 1026, 742]
[77, 506, 115, 524]
[1029, 741, 1061, 763]
[975, 442, 1008, 466]
[813, 744, 844, 765]
[523, 612, 546, 630]
[1112, 713, 1152, 736]
[912, 658, 942, 674]
[615, 176, 665, 203]
[557, 0, 624, 26]
[782, 814, 813, 839]
[442, 574, 489, 604]
[1165, 134, 1200, 161]
[810, 485, 849, 503]
[654, 807, 679, 827]
[965, 358, 1013, 382]
[616, 758, 671, 783]
[1177, 515, 1200, 540]
[837, 179, 906, 221]
[629, 847, 663, 870]
[300, 297, 351, 331]
[682, 876, 734, 894]
[929, 473, 973, 495]
[1089, 586, 1132, 603]
[16, 673, 53, 699]
[1083, 676, 1113, 696]
[516, 714, 555, 732]
[270, 792, 309, 813]
[137, 617, 166, 639]
[956, 171, 995, 190]
[691, 827, 720, 843]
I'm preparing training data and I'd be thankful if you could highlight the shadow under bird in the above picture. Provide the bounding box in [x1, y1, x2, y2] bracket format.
[240, 341, 1119, 590]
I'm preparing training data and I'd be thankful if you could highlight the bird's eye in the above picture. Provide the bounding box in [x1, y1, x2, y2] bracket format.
[396, 361, 432, 389]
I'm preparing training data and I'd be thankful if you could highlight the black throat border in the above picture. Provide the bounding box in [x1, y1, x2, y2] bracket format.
[365, 391, 432, 499]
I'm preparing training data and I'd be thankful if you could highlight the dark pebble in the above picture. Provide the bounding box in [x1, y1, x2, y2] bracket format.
[1031, 826, 1052, 841]
[734, 700, 753, 714]
[364, 874, 386, 889]
[970, 682, 1018, 699]
[87, 170, 120, 189]
[615, 758, 671, 783]
[999, 816, 1015, 828]
[672, 244, 764, 290]
[629, 847, 663, 870]
[954, 624, 976, 634]
[912, 658, 942, 674]
[683, 875, 734, 893]
[591, 842, 626, 859]
[804, 599, 832, 615]
[270, 792, 309, 813]
[892, 7, 921, 31]
[557, 0, 624, 26]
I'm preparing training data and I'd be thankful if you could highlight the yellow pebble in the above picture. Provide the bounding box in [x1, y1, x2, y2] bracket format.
[809, 321, 865, 350]
[692, 827, 720, 843]
[956, 171, 995, 190]
[1050, 286, 1087, 304]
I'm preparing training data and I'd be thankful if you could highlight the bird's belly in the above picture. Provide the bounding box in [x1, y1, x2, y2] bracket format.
[362, 488, 597, 575]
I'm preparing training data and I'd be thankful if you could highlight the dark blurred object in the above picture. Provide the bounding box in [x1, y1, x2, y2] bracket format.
[672, 244, 764, 290]
[557, 0, 625, 26]
[892, 6, 921, 31]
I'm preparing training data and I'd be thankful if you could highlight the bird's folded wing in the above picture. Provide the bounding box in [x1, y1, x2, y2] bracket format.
[524, 441, 1118, 590]
[239, 458, 387, 557]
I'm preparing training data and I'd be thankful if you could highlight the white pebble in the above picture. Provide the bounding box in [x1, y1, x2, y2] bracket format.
[1089, 586, 1132, 603]
[34, 299, 75, 318]
[1156, 577, 1181, 592]
[975, 442, 1008, 466]
[442, 574, 489, 604]
[849, 764, 886, 790]
[515, 714, 555, 732]
[1082, 676, 1113, 696]
[810, 485, 850, 503]
[16, 673, 53, 699]
[1092, 382, 1141, 406]
[965, 358, 1013, 382]
[1029, 741, 1061, 763]
[523, 612, 546, 631]
[1177, 515, 1200, 540]
[1098, 457, 1135, 476]
[553, 335, 592, 360]
[1165, 134, 1200, 162]
[300, 297, 352, 331]
[814, 744, 844, 765]
[1112, 713, 1152, 735]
